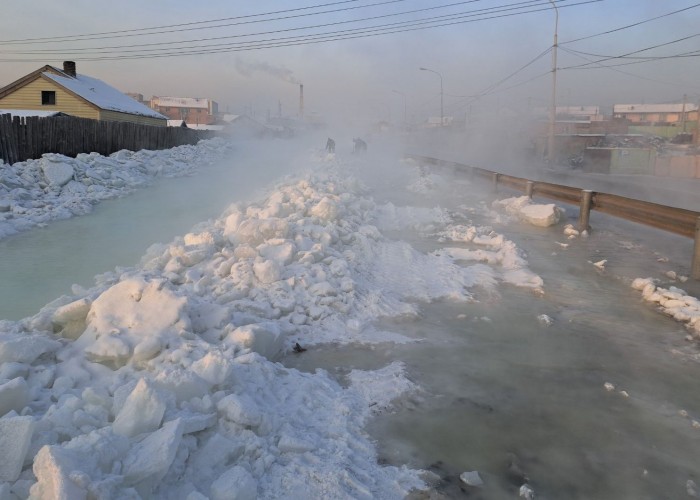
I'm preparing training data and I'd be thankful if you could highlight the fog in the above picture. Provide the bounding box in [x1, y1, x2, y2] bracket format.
[3, 0, 700, 129]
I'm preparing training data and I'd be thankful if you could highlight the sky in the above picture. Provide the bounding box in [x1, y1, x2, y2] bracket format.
[2, 0, 700, 126]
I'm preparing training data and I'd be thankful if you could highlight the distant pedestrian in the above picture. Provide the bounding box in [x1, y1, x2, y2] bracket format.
[352, 138, 367, 154]
[326, 137, 335, 153]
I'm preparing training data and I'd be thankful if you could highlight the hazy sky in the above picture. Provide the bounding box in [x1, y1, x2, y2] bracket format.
[2, 1, 700, 125]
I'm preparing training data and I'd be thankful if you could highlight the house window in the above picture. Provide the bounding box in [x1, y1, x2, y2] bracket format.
[41, 91, 56, 105]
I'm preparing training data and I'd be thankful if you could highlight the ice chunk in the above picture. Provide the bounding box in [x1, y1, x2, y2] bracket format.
[253, 259, 281, 284]
[0, 377, 29, 417]
[191, 433, 244, 471]
[226, 323, 284, 359]
[42, 161, 74, 187]
[460, 471, 483, 487]
[112, 379, 166, 437]
[309, 197, 339, 221]
[0, 415, 34, 481]
[122, 419, 183, 489]
[278, 434, 316, 453]
[191, 352, 233, 385]
[537, 314, 553, 327]
[0, 333, 61, 364]
[520, 483, 535, 499]
[235, 218, 289, 245]
[210, 466, 257, 500]
[30, 446, 88, 500]
[153, 368, 210, 403]
[519, 203, 560, 227]
[80, 277, 189, 366]
[51, 298, 91, 339]
[217, 394, 262, 426]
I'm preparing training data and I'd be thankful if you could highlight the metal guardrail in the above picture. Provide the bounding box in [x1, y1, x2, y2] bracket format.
[407, 155, 700, 280]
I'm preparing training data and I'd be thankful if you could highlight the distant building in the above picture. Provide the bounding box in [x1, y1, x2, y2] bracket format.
[0, 61, 167, 126]
[150, 96, 219, 125]
[125, 92, 148, 106]
[613, 103, 699, 126]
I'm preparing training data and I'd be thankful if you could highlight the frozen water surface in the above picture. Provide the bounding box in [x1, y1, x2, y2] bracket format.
[2, 136, 700, 498]
[284, 152, 700, 499]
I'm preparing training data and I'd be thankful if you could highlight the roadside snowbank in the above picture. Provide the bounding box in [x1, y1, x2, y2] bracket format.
[631, 278, 700, 334]
[0, 150, 545, 498]
[0, 139, 232, 240]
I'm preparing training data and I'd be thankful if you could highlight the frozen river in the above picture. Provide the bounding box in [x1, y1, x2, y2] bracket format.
[2, 136, 700, 498]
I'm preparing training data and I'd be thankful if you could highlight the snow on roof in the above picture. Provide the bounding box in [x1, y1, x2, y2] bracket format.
[43, 70, 166, 119]
[221, 114, 241, 123]
[556, 106, 600, 116]
[614, 103, 699, 114]
[186, 124, 224, 131]
[167, 119, 186, 127]
[152, 96, 211, 109]
[0, 109, 64, 118]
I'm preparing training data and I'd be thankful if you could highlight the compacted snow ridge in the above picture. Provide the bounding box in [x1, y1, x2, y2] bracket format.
[631, 278, 700, 334]
[0, 138, 232, 240]
[0, 147, 546, 498]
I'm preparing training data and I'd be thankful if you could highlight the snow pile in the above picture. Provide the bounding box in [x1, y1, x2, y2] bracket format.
[493, 196, 562, 227]
[434, 224, 544, 292]
[0, 138, 231, 240]
[631, 278, 700, 334]
[0, 162, 531, 499]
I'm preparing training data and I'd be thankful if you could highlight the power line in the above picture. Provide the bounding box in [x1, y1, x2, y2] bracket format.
[0, 0, 551, 55]
[561, 2, 700, 44]
[559, 32, 700, 70]
[0, 0, 369, 44]
[558, 45, 700, 91]
[0, 0, 601, 62]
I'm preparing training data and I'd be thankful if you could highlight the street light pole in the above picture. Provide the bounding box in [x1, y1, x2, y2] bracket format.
[392, 90, 407, 128]
[547, 0, 559, 164]
[419, 67, 443, 126]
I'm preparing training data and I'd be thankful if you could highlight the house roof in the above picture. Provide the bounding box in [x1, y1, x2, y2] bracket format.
[43, 68, 165, 119]
[614, 103, 699, 114]
[0, 64, 166, 120]
[152, 96, 212, 109]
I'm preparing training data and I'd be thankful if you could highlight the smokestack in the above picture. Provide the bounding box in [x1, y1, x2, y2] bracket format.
[63, 61, 76, 78]
[299, 84, 304, 119]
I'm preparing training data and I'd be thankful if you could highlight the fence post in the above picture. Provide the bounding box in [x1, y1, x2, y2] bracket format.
[525, 180, 534, 198]
[492, 173, 499, 193]
[692, 216, 700, 280]
[579, 190, 593, 232]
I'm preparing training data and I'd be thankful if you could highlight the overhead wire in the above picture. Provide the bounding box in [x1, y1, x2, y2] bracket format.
[0, 0, 602, 62]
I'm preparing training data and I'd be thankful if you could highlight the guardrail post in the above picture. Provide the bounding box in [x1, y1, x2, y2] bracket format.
[579, 190, 593, 232]
[492, 173, 499, 193]
[693, 216, 700, 280]
[525, 181, 534, 199]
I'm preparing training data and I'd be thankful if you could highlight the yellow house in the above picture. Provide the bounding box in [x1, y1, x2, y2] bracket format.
[0, 61, 166, 126]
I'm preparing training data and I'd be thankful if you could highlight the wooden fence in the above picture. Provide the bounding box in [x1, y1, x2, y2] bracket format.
[407, 154, 700, 280]
[0, 114, 214, 165]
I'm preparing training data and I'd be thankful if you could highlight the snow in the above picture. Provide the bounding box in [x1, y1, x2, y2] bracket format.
[0, 415, 34, 481]
[43, 70, 166, 119]
[631, 278, 700, 334]
[152, 97, 211, 110]
[492, 195, 562, 227]
[0, 138, 232, 239]
[0, 141, 552, 498]
[0, 110, 64, 118]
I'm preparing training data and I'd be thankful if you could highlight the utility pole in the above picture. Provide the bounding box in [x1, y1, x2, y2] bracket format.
[547, 0, 559, 164]
[682, 93, 687, 133]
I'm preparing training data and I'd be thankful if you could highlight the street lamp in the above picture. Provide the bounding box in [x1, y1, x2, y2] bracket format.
[392, 90, 407, 128]
[547, 0, 559, 164]
[419, 67, 443, 127]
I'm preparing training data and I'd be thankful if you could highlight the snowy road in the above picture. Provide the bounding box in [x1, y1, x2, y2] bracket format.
[1, 137, 700, 499]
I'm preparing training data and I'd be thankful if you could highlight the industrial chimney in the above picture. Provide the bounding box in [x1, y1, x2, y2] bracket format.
[63, 61, 76, 78]
[299, 84, 304, 119]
